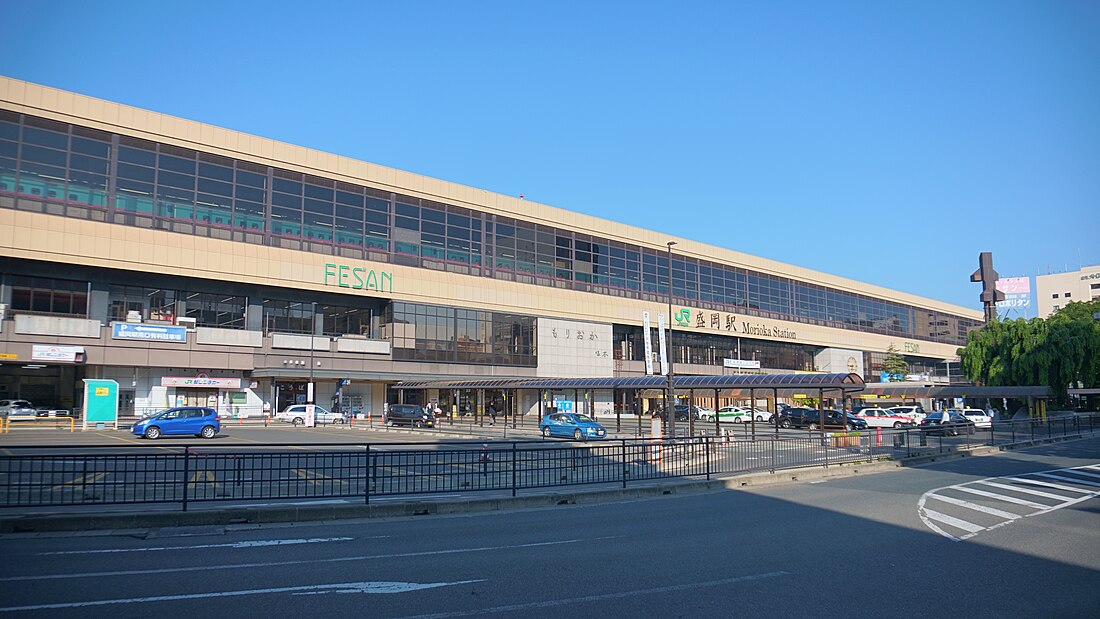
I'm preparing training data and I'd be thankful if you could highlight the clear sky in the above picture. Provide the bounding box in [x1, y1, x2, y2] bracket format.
[2, 0, 1097, 312]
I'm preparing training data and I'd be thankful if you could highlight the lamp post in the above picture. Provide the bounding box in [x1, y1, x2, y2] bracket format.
[666, 241, 677, 438]
[308, 301, 317, 405]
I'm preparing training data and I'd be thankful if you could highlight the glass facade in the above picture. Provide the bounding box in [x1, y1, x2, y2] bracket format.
[0, 110, 982, 346]
[386, 302, 536, 366]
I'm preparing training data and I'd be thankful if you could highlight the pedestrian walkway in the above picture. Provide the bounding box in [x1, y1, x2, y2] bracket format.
[918, 464, 1100, 541]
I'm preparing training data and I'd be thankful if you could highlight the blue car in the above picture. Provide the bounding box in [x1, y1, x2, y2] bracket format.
[539, 412, 607, 441]
[131, 407, 220, 440]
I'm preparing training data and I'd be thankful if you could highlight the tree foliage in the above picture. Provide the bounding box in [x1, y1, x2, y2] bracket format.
[959, 299, 1100, 405]
[882, 344, 909, 380]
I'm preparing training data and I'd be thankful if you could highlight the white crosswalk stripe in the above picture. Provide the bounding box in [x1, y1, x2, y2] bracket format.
[919, 464, 1100, 541]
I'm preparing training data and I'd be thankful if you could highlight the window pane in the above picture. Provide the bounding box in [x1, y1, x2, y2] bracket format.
[119, 146, 157, 167]
[22, 127, 68, 150]
[158, 154, 195, 174]
[70, 136, 110, 159]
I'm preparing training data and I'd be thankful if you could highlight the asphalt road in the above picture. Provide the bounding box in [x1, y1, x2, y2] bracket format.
[2, 437, 1098, 618]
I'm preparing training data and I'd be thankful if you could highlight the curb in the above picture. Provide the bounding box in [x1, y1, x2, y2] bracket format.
[0, 433, 1087, 534]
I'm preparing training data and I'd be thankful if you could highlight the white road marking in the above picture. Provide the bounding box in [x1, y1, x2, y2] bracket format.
[38, 537, 359, 555]
[0, 539, 590, 582]
[919, 464, 1100, 541]
[978, 481, 1076, 501]
[951, 486, 1047, 509]
[1034, 472, 1100, 488]
[0, 579, 484, 612]
[1015, 477, 1095, 493]
[926, 494, 1021, 520]
[921, 509, 985, 534]
[393, 571, 789, 619]
[1057, 468, 1100, 480]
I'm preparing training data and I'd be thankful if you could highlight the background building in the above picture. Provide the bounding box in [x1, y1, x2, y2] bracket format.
[0, 77, 983, 418]
[1035, 265, 1100, 318]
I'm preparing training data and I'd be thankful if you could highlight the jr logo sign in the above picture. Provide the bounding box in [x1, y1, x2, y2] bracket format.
[674, 308, 692, 327]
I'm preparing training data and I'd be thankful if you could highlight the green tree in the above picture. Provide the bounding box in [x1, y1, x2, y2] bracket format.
[882, 344, 909, 381]
[958, 299, 1100, 405]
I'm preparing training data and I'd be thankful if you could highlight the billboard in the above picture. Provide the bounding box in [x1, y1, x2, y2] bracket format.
[995, 277, 1031, 318]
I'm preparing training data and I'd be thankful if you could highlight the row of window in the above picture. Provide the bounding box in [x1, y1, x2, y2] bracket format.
[0, 110, 982, 346]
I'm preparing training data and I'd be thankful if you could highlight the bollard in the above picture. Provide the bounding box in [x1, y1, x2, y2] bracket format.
[480, 442, 490, 476]
[875, 427, 882, 447]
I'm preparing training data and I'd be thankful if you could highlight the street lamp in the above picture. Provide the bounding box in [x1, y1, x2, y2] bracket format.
[666, 241, 677, 438]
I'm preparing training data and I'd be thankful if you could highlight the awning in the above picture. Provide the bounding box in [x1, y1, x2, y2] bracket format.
[862, 382, 1052, 398]
[394, 373, 865, 394]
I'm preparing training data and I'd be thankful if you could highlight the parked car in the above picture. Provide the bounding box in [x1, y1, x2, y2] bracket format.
[919, 411, 976, 436]
[540, 412, 607, 441]
[888, 405, 927, 423]
[950, 408, 992, 429]
[778, 408, 867, 431]
[385, 404, 436, 428]
[276, 404, 348, 426]
[853, 408, 915, 428]
[651, 405, 697, 422]
[709, 406, 773, 423]
[35, 407, 73, 417]
[131, 406, 220, 439]
[0, 399, 37, 421]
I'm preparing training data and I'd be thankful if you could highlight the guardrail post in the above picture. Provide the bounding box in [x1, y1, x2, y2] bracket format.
[622, 439, 628, 488]
[705, 436, 711, 480]
[770, 437, 776, 473]
[182, 447, 190, 512]
[365, 444, 372, 504]
[511, 441, 517, 497]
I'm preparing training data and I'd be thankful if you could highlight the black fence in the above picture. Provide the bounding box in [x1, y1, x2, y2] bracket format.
[1, 414, 1096, 511]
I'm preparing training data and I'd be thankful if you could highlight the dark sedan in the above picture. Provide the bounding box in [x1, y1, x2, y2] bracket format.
[919, 411, 976, 436]
[778, 408, 868, 431]
[651, 405, 701, 422]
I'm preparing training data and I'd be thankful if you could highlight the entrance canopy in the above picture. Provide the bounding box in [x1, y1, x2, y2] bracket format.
[394, 372, 864, 395]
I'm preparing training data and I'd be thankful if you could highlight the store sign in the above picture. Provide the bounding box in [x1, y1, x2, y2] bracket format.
[723, 359, 761, 369]
[674, 307, 797, 341]
[995, 277, 1031, 316]
[112, 323, 187, 342]
[32, 345, 83, 362]
[323, 263, 394, 293]
[161, 376, 242, 388]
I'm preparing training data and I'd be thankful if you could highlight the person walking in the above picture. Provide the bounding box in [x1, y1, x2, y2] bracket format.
[488, 401, 497, 426]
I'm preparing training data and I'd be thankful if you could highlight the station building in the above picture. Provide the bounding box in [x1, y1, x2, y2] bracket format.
[0, 76, 983, 419]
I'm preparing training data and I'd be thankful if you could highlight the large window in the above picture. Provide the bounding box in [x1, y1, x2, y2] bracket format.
[0, 110, 983, 345]
[184, 292, 246, 329]
[107, 285, 179, 322]
[387, 302, 535, 366]
[7, 275, 88, 316]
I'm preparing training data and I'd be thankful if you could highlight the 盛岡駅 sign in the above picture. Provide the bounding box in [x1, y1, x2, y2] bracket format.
[324, 263, 393, 293]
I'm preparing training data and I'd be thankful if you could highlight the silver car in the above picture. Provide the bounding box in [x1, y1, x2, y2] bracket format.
[0, 399, 38, 421]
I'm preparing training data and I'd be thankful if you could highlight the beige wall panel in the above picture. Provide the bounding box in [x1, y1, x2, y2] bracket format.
[189, 352, 231, 368]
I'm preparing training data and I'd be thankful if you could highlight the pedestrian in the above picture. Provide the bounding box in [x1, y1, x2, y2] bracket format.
[488, 401, 497, 426]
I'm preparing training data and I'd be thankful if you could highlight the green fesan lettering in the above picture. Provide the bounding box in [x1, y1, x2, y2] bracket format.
[323, 263, 393, 293]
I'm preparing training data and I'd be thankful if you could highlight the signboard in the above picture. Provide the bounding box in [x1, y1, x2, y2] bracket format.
[657, 313, 669, 376]
[32, 345, 83, 362]
[642, 311, 654, 375]
[112, 323, 187, 342]
[305, 404, 316, 428]
[161, 376, 242, 388]
[995, 277, 1031, 318]
[723, 358, 761, 369]
[0, 353, 17, 360]
[82, 379, 118, 430]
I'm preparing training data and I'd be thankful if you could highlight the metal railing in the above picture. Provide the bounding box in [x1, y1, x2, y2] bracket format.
[1, 414, 1095, 511]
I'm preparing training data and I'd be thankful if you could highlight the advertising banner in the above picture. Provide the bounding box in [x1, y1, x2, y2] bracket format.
[642, 311, 654, 375]
[32, 345, 83, 362]
[995, 277, 1031, 318]
[657, 313, 669, 376]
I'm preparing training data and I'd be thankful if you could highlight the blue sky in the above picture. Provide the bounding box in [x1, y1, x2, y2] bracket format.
[2, 0, 1097, 312]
